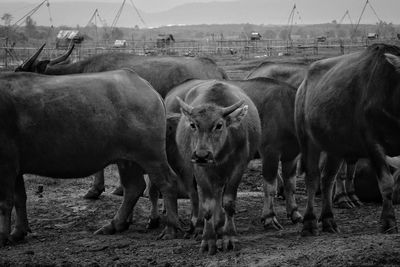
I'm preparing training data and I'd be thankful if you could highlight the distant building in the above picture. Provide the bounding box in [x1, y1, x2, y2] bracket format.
[367, 32, 379, 40]
[250, 32, 262, 41]
[113, 39, 127, 48]
[56, 30, 84, 49]
[156, 34, 175, 48]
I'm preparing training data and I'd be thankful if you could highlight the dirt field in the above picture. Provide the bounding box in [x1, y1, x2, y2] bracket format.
[1, 55, 400, 266]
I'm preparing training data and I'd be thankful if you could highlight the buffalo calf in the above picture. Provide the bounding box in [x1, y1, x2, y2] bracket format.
[175, 80, 261, 254]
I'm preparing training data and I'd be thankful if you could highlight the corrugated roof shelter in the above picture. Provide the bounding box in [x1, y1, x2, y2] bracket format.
[250, 32, 262, 41]
[114, 40, 127, 48]
[156, 34, 175, 48]
[56, 30, 84, 48]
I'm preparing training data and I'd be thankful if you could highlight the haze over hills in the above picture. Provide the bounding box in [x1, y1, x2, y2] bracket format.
[0, 0, 398, 28]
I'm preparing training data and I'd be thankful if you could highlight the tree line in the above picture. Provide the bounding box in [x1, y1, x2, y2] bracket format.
[1, 12, 399, 47]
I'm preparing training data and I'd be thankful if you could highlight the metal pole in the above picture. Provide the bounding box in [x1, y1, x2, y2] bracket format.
[4, 37, 8, 69]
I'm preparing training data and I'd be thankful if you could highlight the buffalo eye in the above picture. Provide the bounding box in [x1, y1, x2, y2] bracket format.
[189, 122, 196, 130]
[215, 122, 223, 130]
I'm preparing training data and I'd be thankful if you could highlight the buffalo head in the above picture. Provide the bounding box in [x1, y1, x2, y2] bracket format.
[15, 43, 75, 73]
[177, 97, 248, 165]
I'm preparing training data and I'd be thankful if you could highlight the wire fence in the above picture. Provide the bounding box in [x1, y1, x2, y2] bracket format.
[1, 37, 400, 71]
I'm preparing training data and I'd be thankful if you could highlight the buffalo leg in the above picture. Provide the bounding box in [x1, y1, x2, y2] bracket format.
[189, 184, 205, 240]
[0, 164, 17, 247]
[10, 174, 30, 243]
[95, 160, 145, 235]
[183, 178, 200, 238]
[368, 144, 398, 233]
[146, 182, 161, 229]
[199, 185, 223, 255]
[84, 170, 105, 200]
[220, 163, 247, 252]
[320, 155, 342, 233]
[145, 164, 180, 239]
[194, 170, 223, 255]
[393, 168, 400, 205]
[187, 180, 200, 236]
[178, 166, 199, 237]
[260, 150, 283, 230]
[281, 159, 303, 224]
[276, 170, 285, 199]
[333, 163, 355, 209]
[345, 161, 363, 207]
[300, 144, 321, 236]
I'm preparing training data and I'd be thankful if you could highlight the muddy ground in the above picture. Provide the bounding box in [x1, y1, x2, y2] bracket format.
[1, 161, 400, 267]
[1, 55, 400, 266]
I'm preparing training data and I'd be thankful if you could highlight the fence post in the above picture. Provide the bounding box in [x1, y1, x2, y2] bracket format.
[340, 39, 344, 55]
[314, 40, 318, 55]
[4, 38, 8, 69]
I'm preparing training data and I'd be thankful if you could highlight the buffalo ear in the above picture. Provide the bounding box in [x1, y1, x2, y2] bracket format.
[385, 53, 400, 72]
[176, 97, 193, 119]
[226, 105, 248, 128]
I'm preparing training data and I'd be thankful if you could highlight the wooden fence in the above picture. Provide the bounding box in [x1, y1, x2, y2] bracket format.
[1, 38, 399, 71]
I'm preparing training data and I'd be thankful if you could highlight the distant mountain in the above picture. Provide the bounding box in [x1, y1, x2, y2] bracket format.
[0, 0, 398, 28]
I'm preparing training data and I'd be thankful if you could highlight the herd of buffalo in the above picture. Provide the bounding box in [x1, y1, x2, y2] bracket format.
[1, 42, 400, 255]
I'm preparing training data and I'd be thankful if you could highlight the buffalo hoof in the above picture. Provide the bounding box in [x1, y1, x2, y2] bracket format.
[200, 238, 217, 255]
[157, 226, 177, 240]
[348, 193, 363, 207]
[262, 215, 283, 231]
[9, 227, 30, 243]
[194, 226, 204, 241]
[277, 186, 286, 200]
[184, 223, 203, 240]
[321, 217, 339, 233]
[183, 221, 195, 239]
[334, 196, 355, 209]
[0, 233, 8, 247]
[94, 220, 129, 235]
[381, 219, 398, 234]
[83, 187, 105, 200]
[301, 219, 318, 236]
[290, 210, 303, 224]
[222, 235, 239, 251]
[112, 186, 124, 196]
[146, 217, 161, 230]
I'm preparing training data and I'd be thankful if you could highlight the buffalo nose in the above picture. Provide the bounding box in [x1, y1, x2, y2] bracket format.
[191, 150, 214, 164]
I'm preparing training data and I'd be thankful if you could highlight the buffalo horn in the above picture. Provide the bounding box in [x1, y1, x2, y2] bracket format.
[20, 43, 46, 69]
[49, 44, 75, 66]
[176, 97, 193, 115]
[385, 53, 400, 70]
[221, 100, 245, 116]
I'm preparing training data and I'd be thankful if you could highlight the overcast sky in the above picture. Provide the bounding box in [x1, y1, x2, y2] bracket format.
[0, 0, 396, 14]
[0, 0, 234, 13]
[0, 0, 399, 26]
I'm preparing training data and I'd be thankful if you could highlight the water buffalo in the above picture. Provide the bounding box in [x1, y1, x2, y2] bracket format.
[175, 80, 261, 254]
[16, 44, 227, 200]
[246, 61, 308, 89]
[295, 43, 400, 236]
[15, 44, 228, 97]
[245, 59, 366, 209]
[165, 78, 303, 230]
[0, 69, 180, 246]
